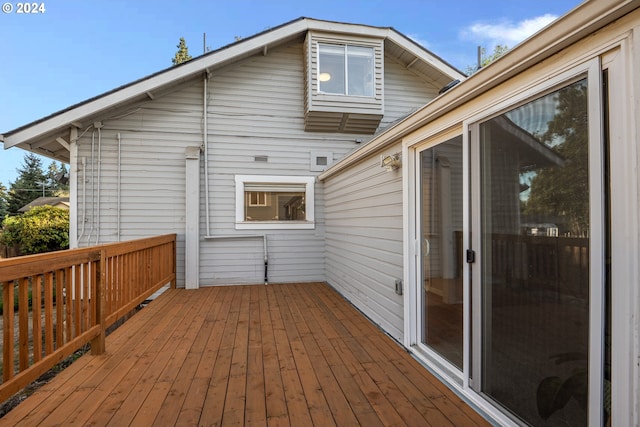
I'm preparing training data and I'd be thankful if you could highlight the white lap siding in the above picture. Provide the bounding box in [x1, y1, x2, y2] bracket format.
[74, 82, 205, 287]
[323, 144, 405, 341]
[198, 43, 352, 285]
[74, 40, 440, 289]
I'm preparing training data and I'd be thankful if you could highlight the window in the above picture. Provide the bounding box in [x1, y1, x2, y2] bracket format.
[318, 43, 374, 96]
[247, 191, 268, 207]
[235, 175, 315, 229]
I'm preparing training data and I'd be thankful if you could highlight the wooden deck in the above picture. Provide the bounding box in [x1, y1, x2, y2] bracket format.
[1, 282, 489, 426]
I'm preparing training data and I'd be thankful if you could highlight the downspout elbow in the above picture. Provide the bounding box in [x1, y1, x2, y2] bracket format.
[263, 235, 268, 285]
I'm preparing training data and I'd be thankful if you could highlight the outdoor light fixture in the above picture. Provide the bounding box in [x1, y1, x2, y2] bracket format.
[381, 153, 402, 171]
[319, 72, 331, 82]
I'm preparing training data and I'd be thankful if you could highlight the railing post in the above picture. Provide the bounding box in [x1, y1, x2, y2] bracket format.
[91, 249, 106, 355]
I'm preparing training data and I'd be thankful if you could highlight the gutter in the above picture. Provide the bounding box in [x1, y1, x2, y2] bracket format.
[3, 18, 463, 154]
[319, 0, 639, 181]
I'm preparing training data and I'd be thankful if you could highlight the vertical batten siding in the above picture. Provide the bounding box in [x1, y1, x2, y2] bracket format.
[323, 143, 405, 341]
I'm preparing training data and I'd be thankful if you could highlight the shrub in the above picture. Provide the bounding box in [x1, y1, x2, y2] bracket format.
[0, 206, 69, 255]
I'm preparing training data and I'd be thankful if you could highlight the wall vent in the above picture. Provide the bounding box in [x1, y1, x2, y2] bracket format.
[310, 151, 333, 172]
[254, 155, 268, 162]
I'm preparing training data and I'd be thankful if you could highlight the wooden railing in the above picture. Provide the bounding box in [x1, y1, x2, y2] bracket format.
[0, 234, 176, 402]
[489, 233, 589, 298]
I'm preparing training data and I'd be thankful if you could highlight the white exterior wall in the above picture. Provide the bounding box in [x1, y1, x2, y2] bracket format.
[380, 56, 439, 129]
[198, 42, 440, 286]
[74, 82, 205, 287]
[320, 57, 437, 341]
[74, 39, 441, 289]
[323, 143, 405, 341]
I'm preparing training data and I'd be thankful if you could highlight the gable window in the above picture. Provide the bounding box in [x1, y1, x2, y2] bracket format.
[235, 175, 315, 229]
[318, 43, 374, 97]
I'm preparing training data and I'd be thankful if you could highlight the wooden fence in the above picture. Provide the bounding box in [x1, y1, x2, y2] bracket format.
[0, 234, 176, 403]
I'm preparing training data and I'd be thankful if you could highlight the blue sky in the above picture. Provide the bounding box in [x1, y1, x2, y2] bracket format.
[0, 0, 582, 186]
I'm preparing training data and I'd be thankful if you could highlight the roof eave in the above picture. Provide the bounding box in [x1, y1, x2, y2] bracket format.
[3, 17, 468, 154]
[319, 0, 639, 181]
[3, 18, 312, 150]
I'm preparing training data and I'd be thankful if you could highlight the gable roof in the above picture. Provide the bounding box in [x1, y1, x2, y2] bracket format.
[18, 196, 70, 213]
[1, 17, 464, 163]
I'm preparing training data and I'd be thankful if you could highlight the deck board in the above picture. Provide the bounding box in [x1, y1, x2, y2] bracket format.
[1, 282, 490, 426]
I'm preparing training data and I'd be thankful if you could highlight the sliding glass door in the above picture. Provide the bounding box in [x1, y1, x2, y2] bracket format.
[471, 61, 605, 426]
[411, 59, 609, 426]
[419, 135, 464, 371]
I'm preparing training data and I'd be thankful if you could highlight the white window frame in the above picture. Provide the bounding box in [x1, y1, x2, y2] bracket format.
[467, 58, 605, 426]
[247, 191, 268, 207]
[317, 43, 374, 97]
[404, 56, 615, 427]
[235, 175, 315, 230]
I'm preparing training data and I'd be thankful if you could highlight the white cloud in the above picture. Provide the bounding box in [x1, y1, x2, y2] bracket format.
[406, 34, 431, 50]
[462, 13, 558, 49]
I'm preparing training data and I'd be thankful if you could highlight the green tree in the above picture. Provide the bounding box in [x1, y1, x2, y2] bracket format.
[0, 205, 69, 255]
[0, 182, 8, 219]
[172, 37, 193, 65]
[466, 44, 509, 75]
[524, 80, 589, 236]
[46, 161, 69, 196]
[6, 153, 48, 215]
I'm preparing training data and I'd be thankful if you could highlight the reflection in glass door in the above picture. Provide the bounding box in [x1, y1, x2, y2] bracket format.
[420, 136, 463, 370]
[478, 79, 592, 425]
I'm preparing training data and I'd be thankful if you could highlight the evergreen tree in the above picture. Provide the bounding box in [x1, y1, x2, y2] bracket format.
[6, 153, 47, 215]
[46, 161, 69, 195]
[0, 182, 8, 219]
[523, 81, 589, 236]
[172, 37, 193, 65]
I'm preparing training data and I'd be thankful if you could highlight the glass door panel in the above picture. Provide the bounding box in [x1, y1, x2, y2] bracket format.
[479, 79, 590, 425]
[420, 135, 463, 369]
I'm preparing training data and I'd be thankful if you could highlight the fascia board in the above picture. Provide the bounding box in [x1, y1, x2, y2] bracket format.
[319, 0, 638, 180]
[3, 16, 464, 151]
[3, 19, 311, 149]
[384, 31, 466, 81]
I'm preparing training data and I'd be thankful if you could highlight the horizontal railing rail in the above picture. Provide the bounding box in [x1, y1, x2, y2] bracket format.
[0, 234, 176, 403]
[489, 233, 589, 298]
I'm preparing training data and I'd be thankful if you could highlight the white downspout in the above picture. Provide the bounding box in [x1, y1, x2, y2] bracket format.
[203, 71, 211, 236]
[263, 234, 268, 285]
[77, 157, 87, 244]
[95, 124, 102, 245]
[69, 127, 79, 248]
[117, 132, 121, 241]
[199, 71, 269, 285]
[86, 130, 96, 245]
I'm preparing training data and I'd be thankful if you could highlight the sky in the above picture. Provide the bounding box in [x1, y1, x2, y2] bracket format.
[0, 0, 583, 186]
